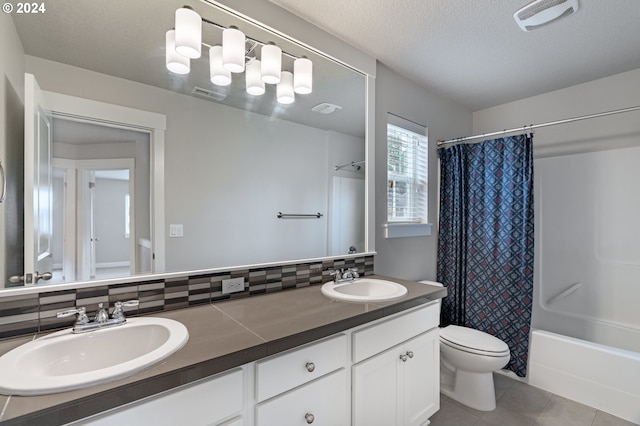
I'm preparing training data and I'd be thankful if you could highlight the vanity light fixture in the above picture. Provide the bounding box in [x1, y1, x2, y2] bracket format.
[209, 45, 231, 86]
[222, 26, 246, 73]
[245, 59, 265, 95]
[293, 57, 313, 94]
[174, 7, 202, 59]
[277, 71, 295, 104]
[165, 30, 190, 75]
[165, 6, 313, 104]
[260, 42, 282, 84]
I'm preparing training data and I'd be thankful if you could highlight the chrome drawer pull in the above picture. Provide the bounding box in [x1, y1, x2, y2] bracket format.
[305, 362, 316, 372]
[305, 413, 315, 424]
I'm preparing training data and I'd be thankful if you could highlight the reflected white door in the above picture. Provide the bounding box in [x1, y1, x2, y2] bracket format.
[22, 73, 53, 285]
[329, 176, 365, 255]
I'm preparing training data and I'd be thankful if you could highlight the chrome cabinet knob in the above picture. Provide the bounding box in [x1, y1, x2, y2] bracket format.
[305, 362, 316, 373]
[305, 413, 315, 424]
[399, 353, 408, 362]
[406, 350, 414, 359]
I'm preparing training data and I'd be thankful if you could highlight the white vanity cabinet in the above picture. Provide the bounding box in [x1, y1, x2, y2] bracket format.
[73, 367, 245, 426]
[68, 301, 441, 426]
[352, 303, 440, 426]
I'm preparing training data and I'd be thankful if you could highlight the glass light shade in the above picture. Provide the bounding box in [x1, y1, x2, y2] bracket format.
[277, 71, 295, 104]
[293, 57, 313, 94]
[222, 27, 245, 73]
[261, 43, 282, 84]
[166, 30, 190, 74]
[209, 46, 231, 86]
[245, 59, 265, 95]
[175, 7, 202, 59]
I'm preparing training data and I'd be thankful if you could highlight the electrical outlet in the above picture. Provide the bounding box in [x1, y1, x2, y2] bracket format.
[222, 277, 245, 294]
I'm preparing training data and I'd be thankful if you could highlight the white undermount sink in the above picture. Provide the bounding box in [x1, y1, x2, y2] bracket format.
[0, 317, 189, 395]
[321, 278, 408, 303]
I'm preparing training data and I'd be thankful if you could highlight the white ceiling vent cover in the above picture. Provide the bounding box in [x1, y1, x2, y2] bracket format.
[311, 103, 342, 114]
[514, 0, 579, 32]
[191, 86, 227, 102]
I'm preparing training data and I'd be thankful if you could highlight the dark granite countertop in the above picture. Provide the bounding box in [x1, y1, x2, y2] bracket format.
[0, 275, 446, 425]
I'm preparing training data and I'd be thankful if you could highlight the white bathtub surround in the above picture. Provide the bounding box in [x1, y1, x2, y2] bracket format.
[528, 330, 640, 424]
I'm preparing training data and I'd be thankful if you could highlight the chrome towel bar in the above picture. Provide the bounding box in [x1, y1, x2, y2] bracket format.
[277, 212, 323, 219]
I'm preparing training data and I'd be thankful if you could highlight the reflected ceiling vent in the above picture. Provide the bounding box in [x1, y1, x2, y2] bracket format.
[191, 86, 227, 102]
[514, 0, 579, 32]
[311, 102, 342, 114]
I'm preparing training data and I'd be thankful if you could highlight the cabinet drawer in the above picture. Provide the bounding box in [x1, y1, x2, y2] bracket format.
[352, 302, 439, 363]
[256, 369, 348, 426]
[255, 333, 347, 402]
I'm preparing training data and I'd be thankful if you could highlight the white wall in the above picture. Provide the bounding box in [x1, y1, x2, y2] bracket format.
[25, 56, 363, 272]
[0, 14, 25, 286]
[373, 63, 472, 281]
[473, 68, 640, 158]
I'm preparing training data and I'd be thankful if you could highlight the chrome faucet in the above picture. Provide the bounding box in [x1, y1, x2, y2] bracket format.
[329, 267, 360, 283]
[57, 300, 139, 333]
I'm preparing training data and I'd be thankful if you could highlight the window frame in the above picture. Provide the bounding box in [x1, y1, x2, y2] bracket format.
[384, 113, 432, 238]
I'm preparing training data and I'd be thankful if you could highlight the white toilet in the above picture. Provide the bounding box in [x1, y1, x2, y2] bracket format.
[418, 281, 510, 411]
[439, 325, 510, 411]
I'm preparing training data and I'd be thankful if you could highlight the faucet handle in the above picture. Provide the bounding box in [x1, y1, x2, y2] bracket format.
[56, 306, 89, 325]
[328, 269, 343, 281]
[112, 300, 139, 321]
[346, 267, 360, 278]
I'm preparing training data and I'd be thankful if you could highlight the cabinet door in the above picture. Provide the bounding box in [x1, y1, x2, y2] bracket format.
[402, 329, 440, 426]
[256, 369, 348, 426]
[353, 347, 401, 426]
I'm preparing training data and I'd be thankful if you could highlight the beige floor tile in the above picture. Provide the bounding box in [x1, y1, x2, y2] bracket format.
[592, 410, 639, 426]
[533, 395, 596, 426]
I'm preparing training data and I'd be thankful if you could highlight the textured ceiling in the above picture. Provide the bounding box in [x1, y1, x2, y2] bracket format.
[269, 0, 640, 111]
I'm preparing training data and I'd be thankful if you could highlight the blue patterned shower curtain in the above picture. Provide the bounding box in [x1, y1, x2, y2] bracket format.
[437, 134, 534, 377]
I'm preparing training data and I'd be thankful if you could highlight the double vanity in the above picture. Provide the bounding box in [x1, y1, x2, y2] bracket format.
[0, 276, 445, 425]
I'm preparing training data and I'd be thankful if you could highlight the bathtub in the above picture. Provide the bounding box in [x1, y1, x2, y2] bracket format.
[528, 329, 640, 424]
[529, 146, 640, 424]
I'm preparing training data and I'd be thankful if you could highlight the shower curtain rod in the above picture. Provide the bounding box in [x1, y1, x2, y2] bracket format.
[437, 105, 640, 147]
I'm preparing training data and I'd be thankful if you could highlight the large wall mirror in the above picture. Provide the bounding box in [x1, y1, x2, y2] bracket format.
[2, 0, 370, 290]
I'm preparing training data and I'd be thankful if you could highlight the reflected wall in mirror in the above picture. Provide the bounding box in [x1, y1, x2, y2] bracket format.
[1, 0, 367, 289]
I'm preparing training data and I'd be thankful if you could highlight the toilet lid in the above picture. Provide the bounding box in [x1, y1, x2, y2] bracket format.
[440, 325, 509, 355]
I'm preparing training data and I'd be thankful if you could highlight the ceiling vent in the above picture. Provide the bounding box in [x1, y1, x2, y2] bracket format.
[191, 86, 227, 102]
[514, 0, 579, 32]
[311, 102, 342, 114]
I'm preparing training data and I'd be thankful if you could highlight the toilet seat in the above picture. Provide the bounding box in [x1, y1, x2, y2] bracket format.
[440, 325, 510, 357]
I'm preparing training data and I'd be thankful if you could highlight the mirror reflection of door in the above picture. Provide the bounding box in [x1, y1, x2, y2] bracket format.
[16, 73, 54, 286]
[50, 118, 150, 284]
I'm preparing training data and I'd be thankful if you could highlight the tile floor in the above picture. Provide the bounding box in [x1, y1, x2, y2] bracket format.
[430, 373, 637, 426]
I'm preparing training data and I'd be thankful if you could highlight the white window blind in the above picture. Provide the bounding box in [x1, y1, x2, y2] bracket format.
[387, 114, 428, 224]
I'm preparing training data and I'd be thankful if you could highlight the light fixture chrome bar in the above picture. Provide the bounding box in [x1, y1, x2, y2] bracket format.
[200, 15, 302, 60]
[437, 105, 640, 147]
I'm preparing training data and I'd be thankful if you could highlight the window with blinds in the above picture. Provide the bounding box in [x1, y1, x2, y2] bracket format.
[387, 114, 428, 224]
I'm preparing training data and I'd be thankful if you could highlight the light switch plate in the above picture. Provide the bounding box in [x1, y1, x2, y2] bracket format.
[169, 224, 183, 238]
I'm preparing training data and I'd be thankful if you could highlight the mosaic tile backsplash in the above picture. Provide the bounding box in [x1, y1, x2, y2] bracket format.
[0, 255, 374, 340]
